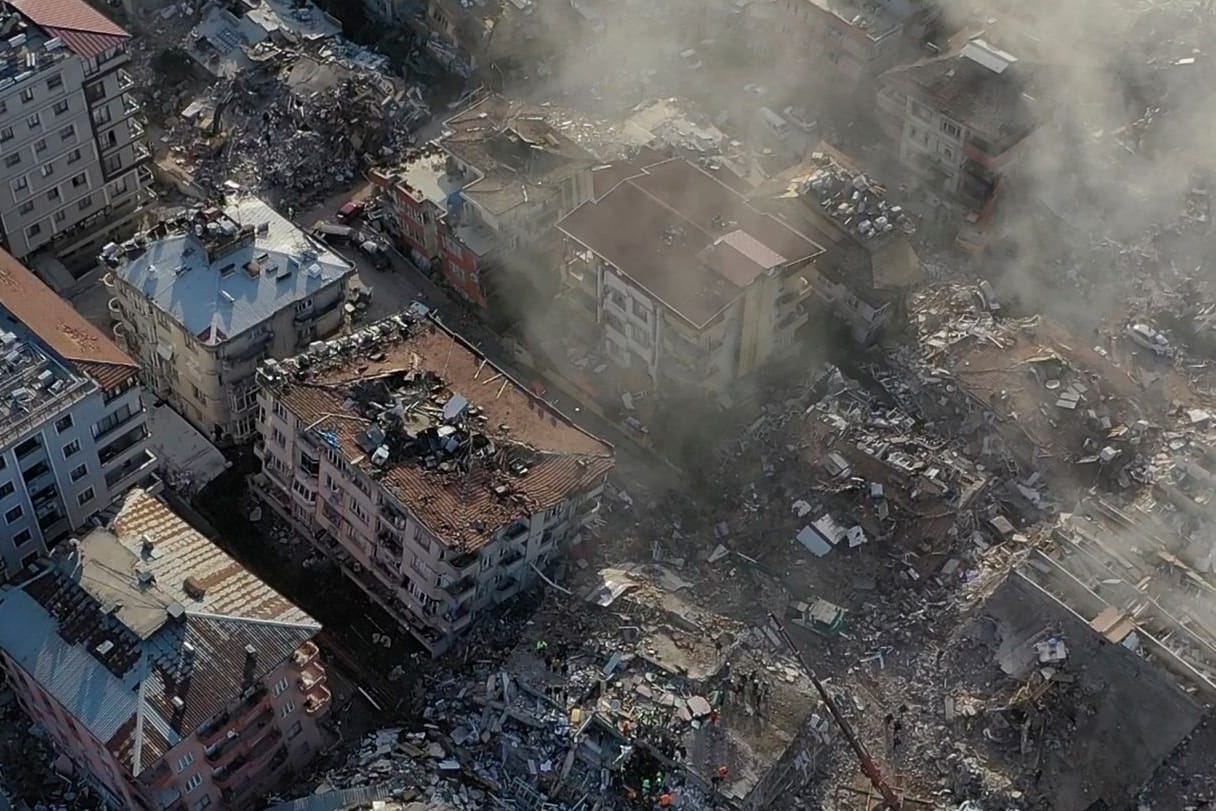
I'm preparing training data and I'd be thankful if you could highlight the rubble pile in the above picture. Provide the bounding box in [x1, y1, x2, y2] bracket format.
[800, 156, 915, 241]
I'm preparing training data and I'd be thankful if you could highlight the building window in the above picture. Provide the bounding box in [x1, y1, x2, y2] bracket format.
[273, 677, 289, 696]
[59, 124, 75, 142]
[53, 210, 65, 225]
[176, 753, 195, 772]
[52, 99, 69, 116]
[40, 163, 53, 178]
[12, 176, 27, 193]
[55, 414, 73, 433]
[19, 87, 33, 104]
[25, 222, 40, 238]
[194, 797, 212, 811]
[62, 440, 80, 458]
[0, 127, 12, 142]
[77, 488, 95, 506]
[69, 464, 87, 482]
[47, 74, 63, 91]
[13, 529, 31, 546]
[25, 113, 38, 130]
[67, 148, 81, 165]
[184, 773, 202, 793]
[46, 187, 59, 202]
[78, 195, 93, 211]
[0, 481, 13, 499]
[18, 201, 33, 215]
[279, 700, 296, 718]
[941, 119, 961, 139]
[104, 154, 121, 173]
[3, 154, 19, 169]
[92, 106, 111, 126]
[71, 173, 87, 189]
[287, 720, 303, 739]
[5, 505, 23, 523]
[33, 138, 46, 154]
[351, 499, 369, 523]
[272, 427, 286, 448]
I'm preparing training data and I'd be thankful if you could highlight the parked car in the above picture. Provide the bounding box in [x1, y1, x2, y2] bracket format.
[1127, 323, 1171, 356]
[310, 221, 354, 244]
[337, 199, 367, 223]
[358, 237, 391, 269]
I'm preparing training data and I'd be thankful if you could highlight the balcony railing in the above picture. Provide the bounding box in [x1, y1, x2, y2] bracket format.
[117, 70, 134, 91]
[499, 547, 525, 567]
[292, 640, 319, 667]
[442, 575, 476, 598]
[197, 710, 232, 745]
[94, 405, 146, 443]
[298, 662, 326, 691]
[99, 425, 149, 466]
[304, 684, 332, 715]
[104, 448, 155, 490]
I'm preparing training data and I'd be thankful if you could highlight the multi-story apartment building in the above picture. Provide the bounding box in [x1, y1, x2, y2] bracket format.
[877, 38, 1048, 241]
[372, 95, 594, 311]
[749, 148, 922, 344]
[0, 247, 156, 580]
[0, 0, 151, 268]
[768, 0, 939, 90]
[555, 157, 824, 397]
[103, 197, 355, 445]
[251, 311, 614, 656]
[0, 487, 331, 811]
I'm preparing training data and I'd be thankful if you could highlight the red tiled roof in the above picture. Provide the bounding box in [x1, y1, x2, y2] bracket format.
[0, 248, 138, 388]
[10, 0, 129, 58]
[277, 321, 614, 550]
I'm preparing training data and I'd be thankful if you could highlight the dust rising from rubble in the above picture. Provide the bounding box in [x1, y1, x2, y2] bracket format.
[932, 1, 1216, 328]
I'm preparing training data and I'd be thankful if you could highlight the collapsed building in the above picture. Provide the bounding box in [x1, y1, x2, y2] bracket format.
[372, 95, 595, 313]
[103, 196, 355, 445]
[250, 310, 615, 656]
[0, 488, 332, 811]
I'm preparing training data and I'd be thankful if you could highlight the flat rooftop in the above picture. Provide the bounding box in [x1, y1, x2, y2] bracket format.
[558, 158, 824, 326]
[0, 489, 318, 775]
[257, 312, 614, 551]
[803, 0, 905, 39]
[105, 197, 354, 345]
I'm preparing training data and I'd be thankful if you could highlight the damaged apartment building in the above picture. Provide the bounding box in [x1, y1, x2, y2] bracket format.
[0, 248, 156, 579]
[0, 0, 152, 276]
[0, 488, 332, 811]
[877, 38, 1049, 250]
[372, 95, 594, 315]
[553, 157, 825, 401]
[749, 145, 922, 344]
[102, 197, 355, 445]
[250, 310, 614, 655]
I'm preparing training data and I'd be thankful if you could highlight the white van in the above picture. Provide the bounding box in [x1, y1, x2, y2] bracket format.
[759, 106, 790, 141]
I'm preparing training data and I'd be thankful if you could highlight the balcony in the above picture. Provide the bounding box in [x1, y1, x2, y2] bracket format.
[442, 575, 476, 598]
[101, 426, 150, 470]
[297, 661, 327, 691]
[253, 440, 265, 460]
[292, 640, 319, 667]
[446, 549, 480, 574]
[196, 710, 232, 745]
[304, 684, 332, 715]
[121, 94, 140, 117]
[492, 576, 517, 603]
[117, 70, 135, 92]
[499, 546, 525, 570]
[94, 405, 146, 443]
[104, 448, 156, 492]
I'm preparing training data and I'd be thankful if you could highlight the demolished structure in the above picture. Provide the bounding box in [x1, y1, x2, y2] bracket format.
[251, 310, 615, 655]
[0, 488, 332, 811]
[372, 95, 595, 312]
[103, 196, 355, 444]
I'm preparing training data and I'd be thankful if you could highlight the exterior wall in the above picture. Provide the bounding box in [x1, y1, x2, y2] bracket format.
[0, 43, 149, 262]
[0, 382, 156, 577]
[1, 641, 329, 811]
[109, 273, 346, 443]
[252, 389, 607, 656]
[770, 0, 907, 87]
[439, 230, 485, 308]
[0, 650, 148, 810]
[146, 647, 331, 811]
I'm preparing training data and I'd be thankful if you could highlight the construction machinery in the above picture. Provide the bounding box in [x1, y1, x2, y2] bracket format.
[767, 612, 904, 810]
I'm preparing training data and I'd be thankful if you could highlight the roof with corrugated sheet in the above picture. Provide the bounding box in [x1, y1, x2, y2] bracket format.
[10, 0, 129, 59]
[0, 490, 319, 777]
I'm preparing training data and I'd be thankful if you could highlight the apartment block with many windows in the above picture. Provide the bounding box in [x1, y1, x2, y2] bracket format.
[0, 247, 156, 582]
[103, 198, 354, 445]
[0, 488, 331, 811]
[251, 311, 614, 656]
[0, 0, 151, 267]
